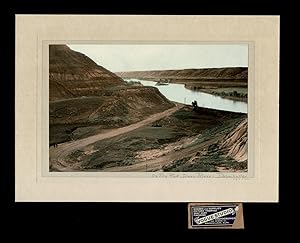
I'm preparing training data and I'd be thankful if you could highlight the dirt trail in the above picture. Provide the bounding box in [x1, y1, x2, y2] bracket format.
[102, 136, 221, 172]
[50, 104, 182, 169]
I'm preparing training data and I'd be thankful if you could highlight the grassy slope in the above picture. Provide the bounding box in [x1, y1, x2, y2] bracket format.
[49, 86, 174, 144]
[64, 106, 245, 170]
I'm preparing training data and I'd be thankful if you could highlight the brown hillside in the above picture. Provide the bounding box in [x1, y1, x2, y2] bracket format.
[49, 45, 124, 101]
[220, 118, 247, 162]
[117, 67, 248, 81]
[50, 86, 173, 126]
[49, 45, 175, 144]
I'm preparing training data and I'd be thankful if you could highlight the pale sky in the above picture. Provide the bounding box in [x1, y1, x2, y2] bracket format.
[68, 44, 248, 72]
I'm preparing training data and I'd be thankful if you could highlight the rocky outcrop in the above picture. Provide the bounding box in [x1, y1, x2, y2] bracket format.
[49, 45, 124, 101]
[220, 118, 247, 162]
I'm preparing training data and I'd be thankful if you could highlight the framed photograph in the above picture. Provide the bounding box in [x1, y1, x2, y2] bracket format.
[15, 15, 279, 202]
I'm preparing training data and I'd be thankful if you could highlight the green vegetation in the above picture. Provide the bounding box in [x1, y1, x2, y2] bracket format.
[125, 80, 142, 86]
[213, 90, 248, 99]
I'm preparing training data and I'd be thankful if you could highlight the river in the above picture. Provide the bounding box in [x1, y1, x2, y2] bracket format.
[127, 79, 247, 114]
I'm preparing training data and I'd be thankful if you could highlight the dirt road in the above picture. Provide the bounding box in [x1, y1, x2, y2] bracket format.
[50, 104, 183, 170]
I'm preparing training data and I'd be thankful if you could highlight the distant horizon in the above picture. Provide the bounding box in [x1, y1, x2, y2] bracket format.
[68, 44, 248, 72]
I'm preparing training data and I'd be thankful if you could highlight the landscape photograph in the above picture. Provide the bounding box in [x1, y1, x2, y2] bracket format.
[49, 44, 248, 172]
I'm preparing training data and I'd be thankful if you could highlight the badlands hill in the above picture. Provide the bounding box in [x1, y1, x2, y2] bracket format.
[220, 118, 247, 162]
[49, 45, 124, 101]
[49, 45, 174, 144]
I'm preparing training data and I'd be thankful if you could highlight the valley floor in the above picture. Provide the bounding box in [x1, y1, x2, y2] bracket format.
[49, 104, 247, 172]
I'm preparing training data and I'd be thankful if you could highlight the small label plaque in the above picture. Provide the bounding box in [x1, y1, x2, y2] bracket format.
[188, 203, 244, 229]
